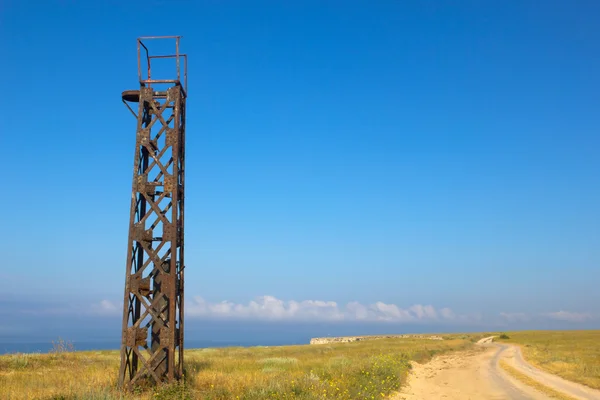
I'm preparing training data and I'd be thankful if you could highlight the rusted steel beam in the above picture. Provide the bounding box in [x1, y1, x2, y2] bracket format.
[119, 37, 187, 389]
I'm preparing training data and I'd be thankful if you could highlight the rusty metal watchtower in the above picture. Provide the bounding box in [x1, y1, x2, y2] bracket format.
[119, 36, 187, 389]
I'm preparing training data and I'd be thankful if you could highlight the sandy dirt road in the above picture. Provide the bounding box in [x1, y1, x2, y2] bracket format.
[394, 337, 600, 400]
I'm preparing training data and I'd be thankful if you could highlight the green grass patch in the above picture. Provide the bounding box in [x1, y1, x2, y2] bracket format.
[0, 335, 481, 399]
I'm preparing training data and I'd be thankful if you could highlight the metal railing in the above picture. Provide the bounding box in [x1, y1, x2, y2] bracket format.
[137, 36, 188, 96]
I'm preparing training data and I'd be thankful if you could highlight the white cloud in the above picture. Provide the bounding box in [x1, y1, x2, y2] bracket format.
[499, 312, 530, 323]
[497, 311, 598, 324]
[85, 298, 600, 327]
[543, 311, 594, 323]
[186, 295, 459, 323]
[90, 299, 121, 316]
[409, 304, 438, 319]
[439, 308, 456, 319]
[186, 296, 345, 321]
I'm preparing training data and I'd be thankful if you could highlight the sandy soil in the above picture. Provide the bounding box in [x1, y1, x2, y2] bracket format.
[394, 337, 600, 400]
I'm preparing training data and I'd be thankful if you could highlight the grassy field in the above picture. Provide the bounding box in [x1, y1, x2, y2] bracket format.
[496, 330, 600, 390]
[0, 334, 484, 400]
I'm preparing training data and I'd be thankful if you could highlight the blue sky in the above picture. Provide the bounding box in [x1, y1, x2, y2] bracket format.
[1, 0, 599, 343]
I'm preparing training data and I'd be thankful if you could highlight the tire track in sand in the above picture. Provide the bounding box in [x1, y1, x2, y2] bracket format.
[394, 336, 600, 399]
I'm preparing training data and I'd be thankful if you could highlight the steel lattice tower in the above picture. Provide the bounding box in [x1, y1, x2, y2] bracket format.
[119, 36, 187, 389]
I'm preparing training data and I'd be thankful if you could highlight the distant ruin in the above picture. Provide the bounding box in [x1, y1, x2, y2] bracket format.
[309, 334, 444, 345]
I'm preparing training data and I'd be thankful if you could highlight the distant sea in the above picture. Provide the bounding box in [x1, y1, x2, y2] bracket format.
[0, 338, 309, 355]
[1, 320, 462, 355]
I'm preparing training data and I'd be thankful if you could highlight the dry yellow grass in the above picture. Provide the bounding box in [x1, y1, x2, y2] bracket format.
[499, 360, 577, 400]
[496, 330, 600, 390]
[0, 335, 481, 400]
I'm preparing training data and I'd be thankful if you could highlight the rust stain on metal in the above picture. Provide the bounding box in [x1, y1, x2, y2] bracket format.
[118, 36, 187, 389]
